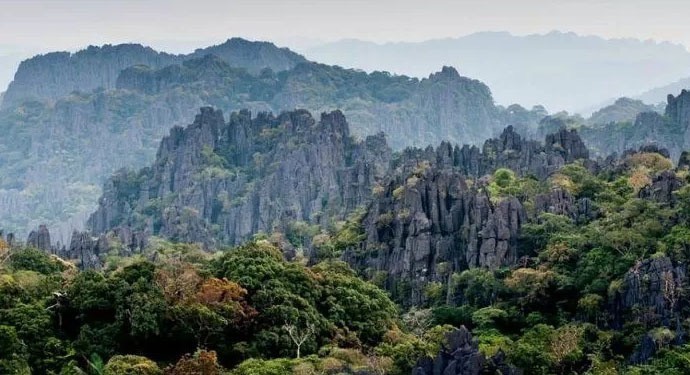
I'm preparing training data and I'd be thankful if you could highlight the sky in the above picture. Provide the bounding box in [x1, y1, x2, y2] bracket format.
[1, 0, 690, 89]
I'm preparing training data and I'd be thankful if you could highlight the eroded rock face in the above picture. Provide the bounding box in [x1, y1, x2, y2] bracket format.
[610, 256, 688, 363]
[85, 109, 597, 297]
[27, 224, 51, 252]
[613, 257, 687, 326]
[638, 170, 684, 205]
[24, 225, 148, 269]
[397, 126, 591, 181]
[343, 126, 591, 305]
[412, 326, 520, 375]
[534, 188, 597, 222]
[89, 107, 391, 247]
[344, 166, 525, 305]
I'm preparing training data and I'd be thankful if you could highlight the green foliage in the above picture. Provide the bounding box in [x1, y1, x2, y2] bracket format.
[486, 168, 546, 203]
[103, 355, 162, 375]
[9, 247, 65, 274]
[453, 268, 503, 307]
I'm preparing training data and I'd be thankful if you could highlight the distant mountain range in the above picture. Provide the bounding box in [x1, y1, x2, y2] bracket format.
[298, 31, 690, 113]
[636, 77, 690, 104]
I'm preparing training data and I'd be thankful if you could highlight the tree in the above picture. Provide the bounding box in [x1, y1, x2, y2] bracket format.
[0, 325, 30, 374]
[103, 355, 162, 375]
[165, 350, 223, 375]
[550, 325, 584, 365]
[283, 322, 315, 359]
[402, 307, 433, 337]
[155, 260, 202, 304]
[0, 238, 10, 268]
[8, 247, 64, 274]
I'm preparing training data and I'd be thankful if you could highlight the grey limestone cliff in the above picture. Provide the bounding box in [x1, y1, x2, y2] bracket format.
[88, 107, 391, 247]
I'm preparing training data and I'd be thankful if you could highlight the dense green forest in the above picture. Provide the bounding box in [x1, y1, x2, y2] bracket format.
[4, 144, 690, 374]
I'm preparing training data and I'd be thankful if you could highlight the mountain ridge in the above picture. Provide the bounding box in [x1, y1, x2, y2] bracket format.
[299, 31, 690, 112]
[1, 38, 307, 108]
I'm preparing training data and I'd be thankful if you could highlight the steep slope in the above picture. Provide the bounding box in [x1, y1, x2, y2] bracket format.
[88, 107, 391, 247]
[2, 44, 181, 108]
[344, 126, 591, 305]
[1, 38, 306, 108]
[0, 52, 517, 239]
[300, 31, 690, 112]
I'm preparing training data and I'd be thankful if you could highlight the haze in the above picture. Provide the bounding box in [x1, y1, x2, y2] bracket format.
[3, 0, 690, 111]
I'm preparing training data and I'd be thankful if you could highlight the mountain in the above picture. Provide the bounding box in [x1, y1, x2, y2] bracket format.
[586, 97, 661, 126]
[0, 41, 529, 240]
[564, 90, 690, 159]
[298, 31, 690, 113]
[1, 38, 307, 109]
[636, 77, 690, 104]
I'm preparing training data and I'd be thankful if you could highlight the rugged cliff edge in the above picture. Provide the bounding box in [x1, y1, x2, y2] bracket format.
[88, 107, 391, 247]
[343, 126, 591, 305]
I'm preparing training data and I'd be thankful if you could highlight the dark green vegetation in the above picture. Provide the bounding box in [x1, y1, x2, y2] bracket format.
[0, 39, 542, 240]
[0, 240, 427, 374]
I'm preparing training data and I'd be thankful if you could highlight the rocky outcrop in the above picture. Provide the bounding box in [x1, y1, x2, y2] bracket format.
[678, 151, 690, 170]
[89, 107, 391, 247]
[610, 256, 687, 363]
[0, 230, 15, 248]
[27, 224, 51, 252]
[612, 257, 687, 329]
[533, 189, 597, 222]
[3, 44, 180, 108]
[638, 171, 684, 205]
[345, 165, 525, 305]
[23, 225, 148, 269]
[84, 108, 597, 302]
[334, 126, 589, 305]
[412, 326, 520, 375]
[396, 126, 591, 182]
[62, 228, 148, 269]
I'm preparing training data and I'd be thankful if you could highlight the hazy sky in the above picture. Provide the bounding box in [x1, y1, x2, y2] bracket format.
[1, 0, 690, 90]
[2, 0, 690, 51]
